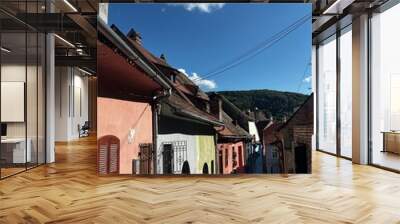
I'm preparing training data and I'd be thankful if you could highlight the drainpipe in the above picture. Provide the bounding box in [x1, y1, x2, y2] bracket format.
[214, 132, 219, 174]
[152, 89, 171, 174]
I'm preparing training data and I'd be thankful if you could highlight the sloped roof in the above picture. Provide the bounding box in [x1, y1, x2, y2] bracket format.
[217, 110, 252, 139]
[129, 37, 170, 68]
[97, 21, 170, 100]
[278, 93, 313, 131]
[174, 71, 210, 101]
[108, 24, 221, 126]
[126, 34, 209, 101]
[163, 92, 222, 126]
[264, 122, 283, 134]
[209, 92, 253, 132]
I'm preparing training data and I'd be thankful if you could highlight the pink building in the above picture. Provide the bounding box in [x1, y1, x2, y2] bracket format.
[97, 98, 153, 174]
[218, 141, 245, 174]
[209, 93, 252, 174]
[96, 22, 170, 175]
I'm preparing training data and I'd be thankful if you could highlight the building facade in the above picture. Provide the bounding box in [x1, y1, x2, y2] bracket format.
[263, 94, 313, 173]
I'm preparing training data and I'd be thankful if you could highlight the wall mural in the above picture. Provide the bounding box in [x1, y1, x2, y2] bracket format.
[96, 3, 313, 175]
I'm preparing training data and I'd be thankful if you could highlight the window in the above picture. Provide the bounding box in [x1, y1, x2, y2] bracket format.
[317, 34, 337, 154]
[339, 26, 352, 158]
[0, 2, 46, 179]
[171, 74, 176, 83]
[238, 146, 243, 167]
[370, 4, 400, 171]
[232, 146, 236, 167]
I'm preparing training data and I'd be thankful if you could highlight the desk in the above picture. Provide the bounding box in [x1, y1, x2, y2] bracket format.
[1, 138, 31, 164]
[382, 132, 400, 154]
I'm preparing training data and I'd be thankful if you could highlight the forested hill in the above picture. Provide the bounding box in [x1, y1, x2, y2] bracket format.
[215, 89, 309, 121]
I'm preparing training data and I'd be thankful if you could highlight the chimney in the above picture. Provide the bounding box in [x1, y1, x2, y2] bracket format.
[160, 54, 167, 62]
[210, 94, 223, 122]
[127, 28, 142, 45]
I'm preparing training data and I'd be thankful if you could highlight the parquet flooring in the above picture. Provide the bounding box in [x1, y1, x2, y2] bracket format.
[1, 135, 400, 223]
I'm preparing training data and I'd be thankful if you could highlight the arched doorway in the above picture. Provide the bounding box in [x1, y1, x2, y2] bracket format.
[181, 160, 190, 175]
[202, 163, 209, 174]
[98, 135, 120, 175]
[211, 160, 214, 174]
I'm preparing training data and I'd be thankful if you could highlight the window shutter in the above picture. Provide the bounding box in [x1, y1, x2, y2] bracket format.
[98, 135, 120, 175]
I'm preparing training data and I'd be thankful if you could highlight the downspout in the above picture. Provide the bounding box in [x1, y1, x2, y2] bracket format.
[214, 132, 219, 174]
[152, 89, 171, 174]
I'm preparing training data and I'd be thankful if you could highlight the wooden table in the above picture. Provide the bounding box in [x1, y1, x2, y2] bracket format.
[382, 131, 400, 154]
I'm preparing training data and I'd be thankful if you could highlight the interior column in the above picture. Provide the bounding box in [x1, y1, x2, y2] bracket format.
[45, 0, 55, 163]
[352, 14, 369, 164]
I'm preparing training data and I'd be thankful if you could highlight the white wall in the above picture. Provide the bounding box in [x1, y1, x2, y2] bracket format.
[1, 65, 26, 130]
[248, 121, 260, 142]
[156, 133, 197, 174]
[1, 65, 33, 137]
[55, 67, 89, 141]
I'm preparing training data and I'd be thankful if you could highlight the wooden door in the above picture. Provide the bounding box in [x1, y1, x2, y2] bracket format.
[139, 143, 153, 174]
[162, 144, 173, 174]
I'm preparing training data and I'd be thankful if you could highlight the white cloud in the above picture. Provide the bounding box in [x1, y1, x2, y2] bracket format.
[169, 3, 225, 13]
[303, 76, 312, 83]
[178, 68, 217, 90]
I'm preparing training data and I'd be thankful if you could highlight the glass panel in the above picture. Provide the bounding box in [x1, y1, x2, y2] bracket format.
[27, 31, 38, 169]
[38, 32, 45, 165]
[340, 26, 352, 158]
[371, 4, 400, 171]
[26, 0, 40, 169]
[317, 35, 337, 154]
[1, 31, 27, 177]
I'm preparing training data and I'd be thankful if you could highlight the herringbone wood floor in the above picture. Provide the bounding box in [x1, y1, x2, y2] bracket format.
[1, 136, 400, 224]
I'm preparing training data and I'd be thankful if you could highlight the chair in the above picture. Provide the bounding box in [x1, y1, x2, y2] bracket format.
[79, 121, 90, 138]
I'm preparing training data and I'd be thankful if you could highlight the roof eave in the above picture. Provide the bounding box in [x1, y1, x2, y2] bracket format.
[176, 110, 224, 127]
[219, 135, 252, 140]
[97, 20, 171, 91]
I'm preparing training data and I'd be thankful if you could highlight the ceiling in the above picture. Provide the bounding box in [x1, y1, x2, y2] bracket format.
[0, 0, 98, 72]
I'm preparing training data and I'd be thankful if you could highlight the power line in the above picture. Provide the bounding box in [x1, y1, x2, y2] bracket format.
[186, 13, 311, 84]
[201, 14, 310, 79]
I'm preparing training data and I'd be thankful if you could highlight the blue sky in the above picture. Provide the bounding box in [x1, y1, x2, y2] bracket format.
[108, 3, 312, 94]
